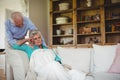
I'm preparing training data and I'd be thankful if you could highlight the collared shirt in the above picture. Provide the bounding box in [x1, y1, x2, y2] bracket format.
[5, 17, 46, 47]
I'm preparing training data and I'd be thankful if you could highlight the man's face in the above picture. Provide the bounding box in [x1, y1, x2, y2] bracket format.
[14, 17, 23, 27]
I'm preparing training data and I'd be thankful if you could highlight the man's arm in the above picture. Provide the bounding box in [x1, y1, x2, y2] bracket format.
[5, 20, 17, 46]
[16, 38, 30, 45]
[26, 17, 47, 47]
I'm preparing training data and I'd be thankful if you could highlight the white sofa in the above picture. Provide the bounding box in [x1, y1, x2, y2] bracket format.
[6, 44, 120, 80]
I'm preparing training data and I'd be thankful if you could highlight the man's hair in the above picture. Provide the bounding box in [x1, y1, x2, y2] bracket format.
[29, 30, 41, 38]
[11, 12, 23, 19]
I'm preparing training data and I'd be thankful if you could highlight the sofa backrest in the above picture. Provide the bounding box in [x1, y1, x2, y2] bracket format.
[92, 44, 117, 73]
[56, 44, 117, 74]
[57, 47, 92, 73]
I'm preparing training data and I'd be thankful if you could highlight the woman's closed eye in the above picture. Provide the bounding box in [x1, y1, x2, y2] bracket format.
[34, 36, 41, 40]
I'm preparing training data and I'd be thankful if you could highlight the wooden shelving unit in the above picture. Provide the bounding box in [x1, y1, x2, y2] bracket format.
[50, 0, 120, 47]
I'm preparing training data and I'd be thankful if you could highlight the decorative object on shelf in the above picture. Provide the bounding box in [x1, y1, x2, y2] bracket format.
[56, 29, 61, 35]
[86, 0, 92, 7]
[66, 29, 73, 34]
[59, 3, 70, 11]
[94, 14, 100, 20]
[88, 37, 99, 44]
[60, 38, 73, 45]
[114, 22, 120, 31]
[56, 17, 68, 24]
[111, 0, 120, 3]
[111, 13, 120, 18]
[91, 27, 100, 33]
[106, 25, 112, 32]
[83, 27, 91, 34]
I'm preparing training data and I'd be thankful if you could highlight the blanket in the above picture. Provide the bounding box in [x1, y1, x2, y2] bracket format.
[29, 49, 86, 80]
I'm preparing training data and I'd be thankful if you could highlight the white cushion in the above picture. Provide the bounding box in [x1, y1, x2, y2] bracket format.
[93, 44, 117, 73]
[57, 47, 92, 73]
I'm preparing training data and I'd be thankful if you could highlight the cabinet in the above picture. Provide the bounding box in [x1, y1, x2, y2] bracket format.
[0, 51, 5, 74]
[104, 1, 120, 44]
[50, 0, 120, 47]
[50, 0, 75, 47]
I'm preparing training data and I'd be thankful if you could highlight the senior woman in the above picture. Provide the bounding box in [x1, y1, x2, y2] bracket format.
[13, 30, 86, 80]
[12, 30, 61, 63]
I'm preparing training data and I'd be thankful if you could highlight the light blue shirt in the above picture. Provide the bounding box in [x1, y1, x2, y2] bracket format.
[5, 17, 46, 47]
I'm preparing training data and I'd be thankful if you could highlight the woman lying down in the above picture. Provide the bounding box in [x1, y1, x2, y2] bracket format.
[12, 30, 86, 80]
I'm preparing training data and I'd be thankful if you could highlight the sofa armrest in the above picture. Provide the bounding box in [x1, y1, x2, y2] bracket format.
[6, 49, 29, 80]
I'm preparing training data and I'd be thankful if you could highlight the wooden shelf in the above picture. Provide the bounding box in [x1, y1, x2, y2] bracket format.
[77, 33, 101, 36]
[105, 17, 120, 21]
[104, 2, 120, 8]
[106, 31, 120, 34]
[77, 20, 100, 24]
[52, 9, 73, 14]
[53, 22, 73, 26]
[53, 34, 73, 37]
[50, 0, 120, 47]
[77, 6, 100, 11]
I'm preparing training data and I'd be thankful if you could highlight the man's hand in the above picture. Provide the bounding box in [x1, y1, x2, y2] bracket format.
[17, 38, 30, 45]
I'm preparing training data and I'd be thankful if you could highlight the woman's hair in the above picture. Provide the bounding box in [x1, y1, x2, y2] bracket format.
[29, 30, 41, 38]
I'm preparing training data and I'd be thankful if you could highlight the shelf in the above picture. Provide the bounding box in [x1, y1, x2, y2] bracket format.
[53, 34, 73, 37]
[104, 2, 120, 8]
[77, 33, 101, 36]
[52, 0, 59, 2]
[105, 17, 120, 21]
[50, 0, 119, 47]
[51, 44, 75, 48]
[53, 22, 73, 26]
[106, 31, 120, 34]
[77, 6, 100, 11]
[77, 20, 100, 24]
[52, 9, 73, 14]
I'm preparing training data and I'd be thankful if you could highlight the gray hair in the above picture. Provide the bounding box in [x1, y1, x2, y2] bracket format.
[11, 12, 23, 19]
[29, 30, 41, 38]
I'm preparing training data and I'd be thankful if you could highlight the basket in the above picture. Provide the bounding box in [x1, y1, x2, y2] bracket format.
[56, 17, 68, 24]
[59, 3, 69, 11]
[111, 0, 120, 3]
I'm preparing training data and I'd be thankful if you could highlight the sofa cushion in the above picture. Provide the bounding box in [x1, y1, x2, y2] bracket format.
[93, 44, 117, 73]
[57, 47, 92, 73]
[108, 43, 120, 73]
[93, 72, 120, 80]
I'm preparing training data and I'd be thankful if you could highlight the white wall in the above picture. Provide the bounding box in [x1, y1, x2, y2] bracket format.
[0, 0, 26, 49]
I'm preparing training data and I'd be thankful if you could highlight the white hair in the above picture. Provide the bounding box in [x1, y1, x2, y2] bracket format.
[29, 30, 41, 38]
[11, 12, 23, 19]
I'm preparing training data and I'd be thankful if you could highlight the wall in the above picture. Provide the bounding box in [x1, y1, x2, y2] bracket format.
[0, 0, 26, 49]
[29, 0, 49, 45]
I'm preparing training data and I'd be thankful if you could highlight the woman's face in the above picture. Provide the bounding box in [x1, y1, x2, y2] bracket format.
[33, 33, 42, 46]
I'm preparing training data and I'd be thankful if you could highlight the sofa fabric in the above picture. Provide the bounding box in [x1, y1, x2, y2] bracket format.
[5, 39, 29, 80]
[57, 47, 92, 73]
[93, 44, 117, 73]
[6, 44, 120, 80]
[108, 43, 120, 73]
[93, 72, 120, 80]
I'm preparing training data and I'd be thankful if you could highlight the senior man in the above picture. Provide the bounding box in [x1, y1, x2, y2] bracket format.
[5, 11, 46, 47]
[5, 12, 46, 80]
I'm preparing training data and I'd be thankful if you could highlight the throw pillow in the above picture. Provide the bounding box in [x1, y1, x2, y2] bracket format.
[108, 43, 120, 73]
[93, 44, 117, 73]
